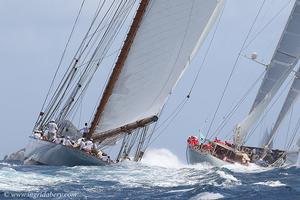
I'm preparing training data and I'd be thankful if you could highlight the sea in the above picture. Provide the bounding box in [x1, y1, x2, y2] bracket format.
[0, 148, 299, 200]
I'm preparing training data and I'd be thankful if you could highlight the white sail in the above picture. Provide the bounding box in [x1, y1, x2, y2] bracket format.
[95, 0, 224, 134]
[266, 68, 300, 147]
[250, 0, 300, 112]
[234, 0, 300, 147]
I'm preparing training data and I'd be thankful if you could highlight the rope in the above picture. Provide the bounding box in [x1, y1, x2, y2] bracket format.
[284, 105, 293, 149]
[242, 0, 293, 52]
[205, 0, 267, 139]
[145, 98, 189, 148]
[34, 0, 85, 129]
[213, 70, 265, 138]
[244, 77, 293, 144]
[187, 1, 225, 97]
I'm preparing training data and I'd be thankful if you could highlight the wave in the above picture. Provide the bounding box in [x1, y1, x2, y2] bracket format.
[141, 148, 186, 169]
[190, 192, 224, 200]
[254, 180, 286, 187]
[0, 166, 70, 192]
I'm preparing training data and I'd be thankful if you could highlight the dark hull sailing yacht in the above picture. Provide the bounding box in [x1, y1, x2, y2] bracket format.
[24, 0, 224, 166]
[186, 0, 300, 168]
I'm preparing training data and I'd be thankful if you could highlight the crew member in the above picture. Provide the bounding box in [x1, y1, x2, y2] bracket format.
[47, 120, 58, 141]
[80, 123, 89, 138]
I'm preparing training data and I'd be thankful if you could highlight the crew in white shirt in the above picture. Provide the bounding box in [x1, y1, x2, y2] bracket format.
[47, 120, 58, 141]
[63, 136, 73, 147]
[83, 139, 93, 153]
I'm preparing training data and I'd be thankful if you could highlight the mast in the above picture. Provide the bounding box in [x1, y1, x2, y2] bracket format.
[88, 0, 150, 138]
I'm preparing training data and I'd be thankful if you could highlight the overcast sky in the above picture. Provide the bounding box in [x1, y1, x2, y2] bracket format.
[0, 0, 297, 161]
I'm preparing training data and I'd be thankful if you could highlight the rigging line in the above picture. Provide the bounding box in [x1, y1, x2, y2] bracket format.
[205, 0, 267, 139]
[69, 1, 137, 123]
[78, 0, 125, 67]
[244, 77, 293, 144]
[146, 98, 188, 148]
[87, 2, 138, 123]
[143, 115, 160, 150]
[286, 117, 300, 150]
[187, 0, 225, 96]
[153, 97, 188, 131]
[76, 48, 122, 69]
[37, 3, 106, 125]
[39, 0, 85, 112]
[79, 0, 106, 52]
[242, 0, 293, 51]
[62, 1, 130, 100]
[284, 105, 293, 149]
[57, 0, 133, 121]
[44, 0, 112, 110]
[142, 103, 165, 149]
[34, 0, 85, 127]
[213, 70, 266, 136]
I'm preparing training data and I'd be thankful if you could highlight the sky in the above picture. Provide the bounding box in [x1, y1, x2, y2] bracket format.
[0, 0, 297, 162]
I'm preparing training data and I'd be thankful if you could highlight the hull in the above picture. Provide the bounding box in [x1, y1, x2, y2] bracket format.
[25, 137, 107, 166]
[186, 145, 228, 167]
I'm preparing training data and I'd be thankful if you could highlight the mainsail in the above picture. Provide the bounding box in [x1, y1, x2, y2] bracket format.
[234, 0, 300, 147]
[90, 0, 225, 144]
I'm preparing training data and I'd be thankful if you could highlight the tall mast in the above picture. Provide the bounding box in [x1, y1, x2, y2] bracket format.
[88, 0, 150, 138]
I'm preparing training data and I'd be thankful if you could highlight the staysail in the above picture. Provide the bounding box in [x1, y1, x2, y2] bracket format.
[234, 0, 300, 147]
[90, 0, 225, 144]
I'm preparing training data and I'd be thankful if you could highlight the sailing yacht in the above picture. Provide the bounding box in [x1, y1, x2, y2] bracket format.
[24, 0, 225, 166]
[187, 0, 300, 167]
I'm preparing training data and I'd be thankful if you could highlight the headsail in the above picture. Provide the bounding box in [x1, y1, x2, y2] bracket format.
[90, 0, 225, 144]
[234, 0, 300, 147]
[266, 67, 300, 147]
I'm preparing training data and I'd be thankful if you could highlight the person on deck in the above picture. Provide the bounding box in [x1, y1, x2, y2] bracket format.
[63, 136, 73, 147]
[53, 137, 62, 144]
[83, 139, 94, 153]
[33, 130, 42, 139]
[80, 123, 89, 138]
[79, 138, 86, 150]
[47, 120, 58, 141]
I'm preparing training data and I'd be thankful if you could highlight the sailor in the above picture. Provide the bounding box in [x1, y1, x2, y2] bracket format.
[63, 136, 73, 147]
[32, 130, 42, 139]
[47, 120, 58, 141]
[80, 123, 89, 138]
[107, 156, 112, 164]
[97, 150, 103, 159]
[79, 138, 86, 150]
[53, 137, 62, 144]
[83, 139, 94, 153]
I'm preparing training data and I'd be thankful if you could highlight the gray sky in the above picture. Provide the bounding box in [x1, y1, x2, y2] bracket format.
[0, 0, 297, 161]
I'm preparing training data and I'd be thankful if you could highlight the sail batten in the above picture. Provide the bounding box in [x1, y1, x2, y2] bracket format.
[90, 0, 224, 144]
[235, 0, 300, 147]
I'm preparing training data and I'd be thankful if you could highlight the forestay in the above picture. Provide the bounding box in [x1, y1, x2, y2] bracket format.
[234, 0, 300, 147]
[94, 0, 225, 138]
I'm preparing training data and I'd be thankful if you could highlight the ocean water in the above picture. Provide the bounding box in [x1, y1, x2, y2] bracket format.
[0, 149, 300, 200]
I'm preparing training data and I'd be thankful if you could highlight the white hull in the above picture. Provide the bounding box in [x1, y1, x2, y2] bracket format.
[24, 137, 107, 166]
[186, 145, 228, 167]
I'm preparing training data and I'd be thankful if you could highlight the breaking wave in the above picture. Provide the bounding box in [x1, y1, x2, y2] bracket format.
[0, 148, 299, 199]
